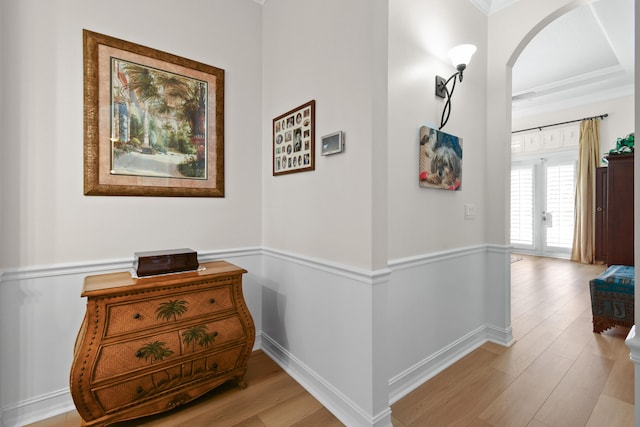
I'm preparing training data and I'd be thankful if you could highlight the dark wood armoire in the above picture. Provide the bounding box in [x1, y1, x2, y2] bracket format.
[595, 153, 634, 266]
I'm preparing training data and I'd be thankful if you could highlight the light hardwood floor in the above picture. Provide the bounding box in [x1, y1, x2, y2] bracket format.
[28, 350, 344, 427]
[391, 255, 633, 427]
[29, 255, 634, 426]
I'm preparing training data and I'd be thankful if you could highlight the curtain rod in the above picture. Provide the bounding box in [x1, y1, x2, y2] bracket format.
[512, 113, 608, 134]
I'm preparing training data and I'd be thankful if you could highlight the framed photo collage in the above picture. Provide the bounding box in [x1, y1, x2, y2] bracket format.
[272, 100, 315, 176]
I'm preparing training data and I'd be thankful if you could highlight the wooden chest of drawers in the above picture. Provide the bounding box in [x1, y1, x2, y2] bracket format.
[70, 261, 255, 426]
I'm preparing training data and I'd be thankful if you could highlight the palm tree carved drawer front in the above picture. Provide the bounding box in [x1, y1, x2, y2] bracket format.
[104, 284, 235, 337]
[93, 345, 244, 413]
[70, 261, 255, 427]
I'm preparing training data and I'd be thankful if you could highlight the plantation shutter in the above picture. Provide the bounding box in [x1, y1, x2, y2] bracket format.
[511, 165, 534, 246]
[545, 162, 576, 248]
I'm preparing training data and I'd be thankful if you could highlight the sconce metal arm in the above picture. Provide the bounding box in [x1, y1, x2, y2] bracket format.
[435, 65, 466, 130]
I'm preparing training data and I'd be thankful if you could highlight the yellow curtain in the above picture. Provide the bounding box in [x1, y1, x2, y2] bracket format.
[571, 119, 601, 264]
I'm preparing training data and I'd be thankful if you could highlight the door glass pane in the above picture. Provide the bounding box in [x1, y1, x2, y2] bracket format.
[511, 166, 534, 246]
[545, 162, 575, 248]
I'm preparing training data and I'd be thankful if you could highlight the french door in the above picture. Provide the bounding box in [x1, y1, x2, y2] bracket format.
[511, 154, 577, 258]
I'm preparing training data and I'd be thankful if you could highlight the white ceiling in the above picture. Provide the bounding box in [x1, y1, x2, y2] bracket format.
[508, 0, 635, 118]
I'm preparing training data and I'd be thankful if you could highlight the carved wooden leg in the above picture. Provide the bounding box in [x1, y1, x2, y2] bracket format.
[236, 375, 248, 389]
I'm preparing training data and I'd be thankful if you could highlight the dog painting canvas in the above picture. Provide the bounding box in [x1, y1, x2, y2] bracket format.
[419, 125, 463, 191]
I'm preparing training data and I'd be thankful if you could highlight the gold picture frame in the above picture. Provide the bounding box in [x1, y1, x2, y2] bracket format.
[272, 100, 315, 176]
[83, 29, 225, 197]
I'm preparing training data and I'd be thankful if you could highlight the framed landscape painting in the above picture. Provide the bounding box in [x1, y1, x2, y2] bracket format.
[83, 29, 225, 197]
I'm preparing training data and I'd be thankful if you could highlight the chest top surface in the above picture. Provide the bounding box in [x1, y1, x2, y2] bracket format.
[82, 260, 247, 297]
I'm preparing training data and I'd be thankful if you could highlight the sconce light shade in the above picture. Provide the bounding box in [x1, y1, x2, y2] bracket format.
[448, 44, 477, 70]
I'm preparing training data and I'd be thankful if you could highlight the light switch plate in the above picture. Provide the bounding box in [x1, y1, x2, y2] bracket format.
[464, 203, 476, 220]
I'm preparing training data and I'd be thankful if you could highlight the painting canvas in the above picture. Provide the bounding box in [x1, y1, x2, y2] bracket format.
[419, 125, 463, 191]
[110, 58, 209, 180]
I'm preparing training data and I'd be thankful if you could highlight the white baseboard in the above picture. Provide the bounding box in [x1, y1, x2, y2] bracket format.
[486, 323, 515, 347]
[388, 324, 511, 405]
[1, 388, 75, 427]
[260, 332, 392, 427]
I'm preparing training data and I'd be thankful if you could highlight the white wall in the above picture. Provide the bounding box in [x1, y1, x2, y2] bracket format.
[260, 1, 392, 424]
[385, 0, 514, 405]
[512, 95, 635, 159]
[387, 0, 487, 260]
[260, 252, 391, 426]
[261, 0, 382, 271]
[259, 1, 505, 424]
[0, 1, 263, 425]
[0, 0, 263, 269]
[0, 0, 528, 426]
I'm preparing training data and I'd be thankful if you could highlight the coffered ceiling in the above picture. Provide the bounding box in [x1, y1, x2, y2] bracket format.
[497, 0, 634, 118]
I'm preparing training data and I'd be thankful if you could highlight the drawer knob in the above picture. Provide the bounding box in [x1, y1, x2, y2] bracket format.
[133, 313, 141, 319]
[209, 298, 216, 304]
[135, 351, 143, 358]
[136, 386, 143, 394]
[211, 362, 218, 371]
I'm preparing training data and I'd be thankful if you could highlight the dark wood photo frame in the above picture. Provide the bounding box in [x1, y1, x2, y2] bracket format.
[83, 29, 225, 197]
[272, 100, 315, 176]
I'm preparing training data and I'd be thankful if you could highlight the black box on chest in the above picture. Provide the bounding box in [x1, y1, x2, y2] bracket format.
[134, 248, 199, 277]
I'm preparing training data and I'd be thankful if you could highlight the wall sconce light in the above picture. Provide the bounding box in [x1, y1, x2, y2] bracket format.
[435, 44, 477, 130]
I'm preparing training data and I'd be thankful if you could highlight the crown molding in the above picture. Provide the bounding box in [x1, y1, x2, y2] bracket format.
[469, 0, 522, 15]
[468, 0, 491, 15]
[489, 0, 523, 14]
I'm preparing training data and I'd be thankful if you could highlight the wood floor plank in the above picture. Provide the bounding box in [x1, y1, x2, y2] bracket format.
[533, 351, 614, 427]
[480, 341, 509, 356]
[169, 375, 307, 426]
[510, 309, 549, 341]
[479, 350, 574, 427]
[490, 320, 562, 377]
[391, 348, 503, 426]
[288, 408, 345, 427]
[254, 391, 324, 426]
[230, 415, 266, 427]
[586, 326, 633, 361]
[466, 419, 494, 427]
[407, 366, 514, 426]
[390, 414, 409, 427]
[527, 418, 553, 427]
[585, 394, 634, 427]
[543, 310, 593, 360]
[603, 358, 635, 405]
